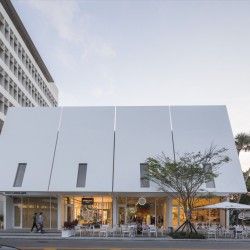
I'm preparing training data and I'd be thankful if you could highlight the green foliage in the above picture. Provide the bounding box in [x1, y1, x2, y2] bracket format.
[235, 132, 250, 154]
[169, 231, 205, 239]
[246, 177, 250, 192]
[146, 146, 229, 219]
[239, 194, 250, 205]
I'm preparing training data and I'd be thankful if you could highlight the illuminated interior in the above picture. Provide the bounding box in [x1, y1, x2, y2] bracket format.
[63, 196, 112, 225]
[172, 197, 221, 227]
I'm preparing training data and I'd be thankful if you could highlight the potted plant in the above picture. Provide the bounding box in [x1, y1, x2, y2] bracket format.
[61, 220, 78, 237]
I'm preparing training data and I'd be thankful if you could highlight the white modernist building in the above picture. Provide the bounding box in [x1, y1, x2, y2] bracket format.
[0, 0, 58, 133]
[0, 106, 246, 229]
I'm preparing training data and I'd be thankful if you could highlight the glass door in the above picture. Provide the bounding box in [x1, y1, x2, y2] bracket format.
[13, 204, 22, 228]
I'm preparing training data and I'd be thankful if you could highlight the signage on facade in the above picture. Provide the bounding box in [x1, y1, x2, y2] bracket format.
[5, 191, 26, 195]
[82, 197, 94, 205]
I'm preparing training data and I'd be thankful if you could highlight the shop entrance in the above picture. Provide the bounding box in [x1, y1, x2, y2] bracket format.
[117, 197, 166, 227]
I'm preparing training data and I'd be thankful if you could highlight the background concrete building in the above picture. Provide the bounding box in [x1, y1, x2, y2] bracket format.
[0, 106, 246, 229]
[0, 0, 58, 224]
[0, 0, 58, 133]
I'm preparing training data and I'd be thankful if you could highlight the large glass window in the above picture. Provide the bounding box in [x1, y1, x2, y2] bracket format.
[118, 197, 166, 227]
[63, 196, 112, 225]
[172, 197, 221, 227]
[22, 197, 58, 229]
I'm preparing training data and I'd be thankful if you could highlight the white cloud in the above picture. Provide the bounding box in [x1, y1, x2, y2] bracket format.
[26, 0, 116, 60]
[26, 0, 84, 43]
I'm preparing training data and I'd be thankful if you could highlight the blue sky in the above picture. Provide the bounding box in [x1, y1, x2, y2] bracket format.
[12, 0, 250, 170]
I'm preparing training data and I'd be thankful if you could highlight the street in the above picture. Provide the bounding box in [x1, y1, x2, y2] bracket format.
[0, 239, 250, 250]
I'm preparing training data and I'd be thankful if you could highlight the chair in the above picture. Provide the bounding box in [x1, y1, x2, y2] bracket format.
[88, 225, 100, 237]
[235, 229, 244, 239]
[157, 226, 166, 237]
[74, 225, 84, 237]
[99, 225, 109, 237]
[121, 225, 130, 237]
[128, 225, 136, 237]
[109, 225, 121, 237]
[242, 227, 249, 238]
[148, 225, 157, 237]
[141, 224, 149, 237]
[223, 228, 234, 238]
[206, 228, 217, 239]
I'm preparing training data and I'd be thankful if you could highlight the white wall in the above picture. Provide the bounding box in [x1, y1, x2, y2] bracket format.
[49, 107, 115, 192]
[0, 107, 61, 191]
[114, 106, 174, 192]
[170, 106, 246, 193]
[0, 106, 246, 194]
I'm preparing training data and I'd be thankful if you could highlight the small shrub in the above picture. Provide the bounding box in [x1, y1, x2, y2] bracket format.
[63, 219, 78, 230]
[169, 231, 205, 239]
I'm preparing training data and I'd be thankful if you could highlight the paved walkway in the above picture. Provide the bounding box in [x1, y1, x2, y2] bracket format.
[1, 238, 250, 250]
[0, 229, 250, 241]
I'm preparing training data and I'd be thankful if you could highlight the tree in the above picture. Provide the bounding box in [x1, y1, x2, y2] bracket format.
[235, 132, 250, 183]
[146, 146, 229, 233]
[235, 132, 250, 155]
[231, 132, 250, 210]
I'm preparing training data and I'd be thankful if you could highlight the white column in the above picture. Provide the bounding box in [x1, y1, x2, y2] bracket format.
[4, 196, 13, 229]
[57, 195, 63, 230]
[112, 195, 117, 227]
[166, 196, 173, 228]
[226, 197, 230, 228]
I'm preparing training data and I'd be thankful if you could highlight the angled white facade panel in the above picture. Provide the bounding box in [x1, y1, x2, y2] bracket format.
[49, 107, 115, 192]
[0, 107, 61, 191]
[170, 106, 246, 193]
[114, 106, 174, 192]
[0, 106, 246, 195]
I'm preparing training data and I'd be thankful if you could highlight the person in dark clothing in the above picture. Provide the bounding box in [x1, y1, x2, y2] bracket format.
[30, 212, 38, 232]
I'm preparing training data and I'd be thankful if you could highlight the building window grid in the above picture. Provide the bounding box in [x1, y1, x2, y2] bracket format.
[0, 15, 57, 106]
[0, 44, 49, 107]
[0, 66, 34, 110]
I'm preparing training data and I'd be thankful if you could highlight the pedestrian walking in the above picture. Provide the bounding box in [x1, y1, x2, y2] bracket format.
[30, 212, 38, 232]
[37, 212, 44, 233]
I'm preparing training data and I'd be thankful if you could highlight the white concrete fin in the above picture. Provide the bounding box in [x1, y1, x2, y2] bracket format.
[170, 105, 247, 193]
[0, 107, 61, 191]
[49, 106, 115, 192]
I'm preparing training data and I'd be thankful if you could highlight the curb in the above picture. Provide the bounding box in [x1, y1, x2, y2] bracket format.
[0, 236, 250, 242]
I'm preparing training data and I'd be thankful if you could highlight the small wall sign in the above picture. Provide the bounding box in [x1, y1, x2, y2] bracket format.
[82, 197, 94, 205]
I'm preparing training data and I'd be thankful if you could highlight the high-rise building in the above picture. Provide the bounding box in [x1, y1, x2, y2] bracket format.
[0, 0, 58, 132]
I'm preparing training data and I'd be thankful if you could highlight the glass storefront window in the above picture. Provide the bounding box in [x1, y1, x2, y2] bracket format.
[118, 197, 166, 227]
[172, 197, 221, 227]
[22, 197, 58, 229]
[63, 196, 112, 225]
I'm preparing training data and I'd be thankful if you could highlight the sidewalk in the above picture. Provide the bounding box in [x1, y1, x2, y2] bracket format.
[0, 229, 61, 238]
[0, 229, 250, 241]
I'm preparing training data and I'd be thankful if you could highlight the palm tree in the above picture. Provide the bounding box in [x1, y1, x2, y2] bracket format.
[235, 132, 250, 185]
[235, 132, 250, 155]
